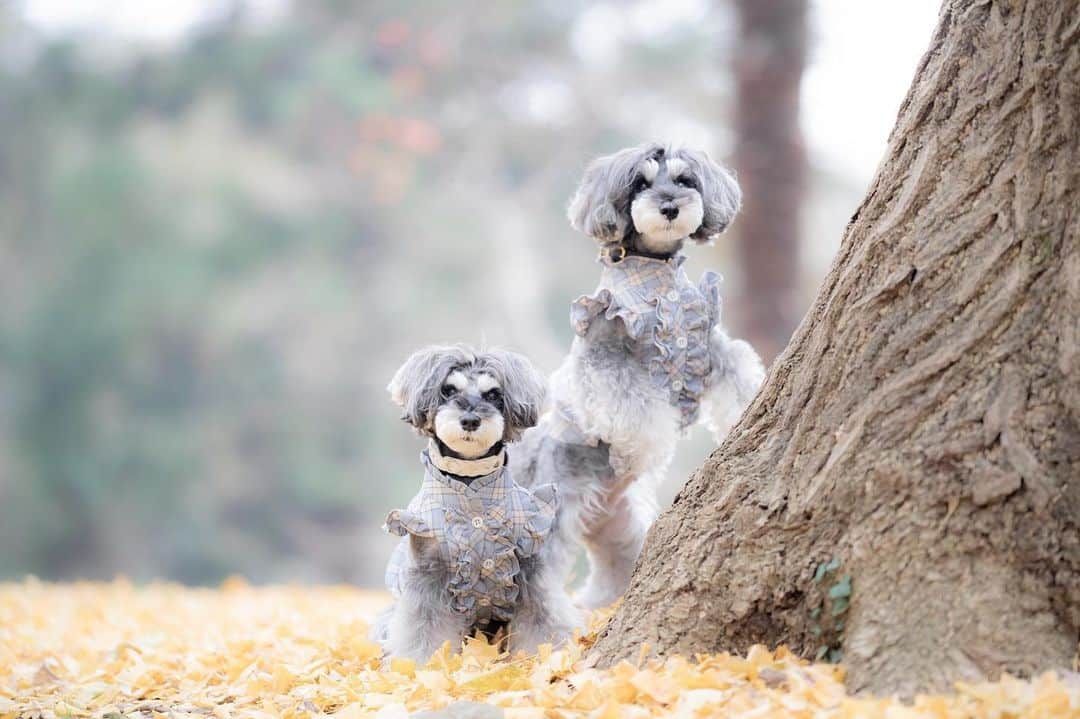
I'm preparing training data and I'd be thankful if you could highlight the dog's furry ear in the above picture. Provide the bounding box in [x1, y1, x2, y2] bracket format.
[481, 349, 546, 441]
[567, 145, 653, 244]
[388, 345, 473, 431]
[683, 149, 742, 242]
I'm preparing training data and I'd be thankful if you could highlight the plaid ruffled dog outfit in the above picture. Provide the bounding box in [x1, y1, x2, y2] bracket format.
[383, 449, 558, 624]
[552, 252, 721, 442]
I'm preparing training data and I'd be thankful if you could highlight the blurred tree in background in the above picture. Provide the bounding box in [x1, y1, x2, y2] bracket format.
[732, 0, 807, 362]
[0, 0, 858, 585]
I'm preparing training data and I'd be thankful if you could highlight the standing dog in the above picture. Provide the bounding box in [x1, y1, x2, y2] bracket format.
[372, 345, 580, 661]
[514, 143, 765, 609]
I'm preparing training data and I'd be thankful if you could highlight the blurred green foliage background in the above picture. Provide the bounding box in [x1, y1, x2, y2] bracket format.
[0, 0, 922, 586]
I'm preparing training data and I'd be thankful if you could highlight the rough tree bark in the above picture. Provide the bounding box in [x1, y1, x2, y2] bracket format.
[593, 0, 1079, 696]
[731, 0, 807, 364]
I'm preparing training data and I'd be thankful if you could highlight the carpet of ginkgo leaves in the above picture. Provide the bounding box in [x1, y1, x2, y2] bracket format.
[1, 580, 1077, 719]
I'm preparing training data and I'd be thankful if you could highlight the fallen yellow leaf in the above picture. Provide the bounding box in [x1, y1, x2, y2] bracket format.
[0, 580, 1074, 719]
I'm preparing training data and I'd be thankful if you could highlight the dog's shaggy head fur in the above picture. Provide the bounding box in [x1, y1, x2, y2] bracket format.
[388, 344, 545, 458]
[567, 143, 741, 256]
[377, 345, 579, 660]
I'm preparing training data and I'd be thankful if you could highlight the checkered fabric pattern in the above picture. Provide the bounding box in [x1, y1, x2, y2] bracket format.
[383, 451, 558, 623]
[569, 253, 722, 429]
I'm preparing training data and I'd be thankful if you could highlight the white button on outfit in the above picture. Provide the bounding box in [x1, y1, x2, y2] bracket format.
[672, 380, 684, 392]
[568, 253, 723, 430]
[384, 450, 559, 624]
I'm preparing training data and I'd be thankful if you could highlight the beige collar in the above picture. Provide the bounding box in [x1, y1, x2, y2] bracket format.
[428, 440, 505, 477]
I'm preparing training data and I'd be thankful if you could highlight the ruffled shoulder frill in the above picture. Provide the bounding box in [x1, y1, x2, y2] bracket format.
[698, 270, 723, 325]
[570, 288, 650, 340]
[383, 508, 436, 538]
[514, 482, 558, 557]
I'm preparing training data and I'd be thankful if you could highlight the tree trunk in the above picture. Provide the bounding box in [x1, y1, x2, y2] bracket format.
[592, 0, 1080, 696]
[731, 0, 807, 363]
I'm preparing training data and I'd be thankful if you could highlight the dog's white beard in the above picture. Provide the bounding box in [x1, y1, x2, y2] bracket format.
[631, 194, 704, 252]
[434, 407, 504, 458]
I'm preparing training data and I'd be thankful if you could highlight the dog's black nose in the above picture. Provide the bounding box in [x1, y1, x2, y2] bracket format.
[460, 414, 481, 432]
[659, 201, 679, 220]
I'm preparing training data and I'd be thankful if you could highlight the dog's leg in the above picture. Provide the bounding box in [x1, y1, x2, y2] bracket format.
[701, 326, 765, 442]
[576, 480, 659, 609]
[508, 565, 582, 654]
[384, 583, 468, 662]
[369, 604, 394, 642]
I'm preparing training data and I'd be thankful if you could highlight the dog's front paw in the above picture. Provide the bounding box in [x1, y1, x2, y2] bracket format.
[725, 338, 765, 403]
[702, 338, 765, 443]
[574, 583, 625, 612]
[509, 616, 579, 655]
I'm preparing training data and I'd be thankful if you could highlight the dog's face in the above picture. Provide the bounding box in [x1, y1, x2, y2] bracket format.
[567, 143, 741, 253]
[628, 151, 707, 253]
[388, 345, 545, 458]
[431, 366, 506, 457]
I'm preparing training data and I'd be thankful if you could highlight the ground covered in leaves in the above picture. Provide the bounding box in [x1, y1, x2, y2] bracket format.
[1, 581, 1076, 718]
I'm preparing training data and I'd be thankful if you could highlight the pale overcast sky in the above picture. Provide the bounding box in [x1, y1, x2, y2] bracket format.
[805, 1, 941, 180]
[19, 0, 941, 186]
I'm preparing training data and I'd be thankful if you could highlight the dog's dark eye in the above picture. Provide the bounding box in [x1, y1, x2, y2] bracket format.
[441, 384, 457, 398]
[482, 389, 502, 403]
[631, 176, 649, 194]
[675, 176, 697, 189]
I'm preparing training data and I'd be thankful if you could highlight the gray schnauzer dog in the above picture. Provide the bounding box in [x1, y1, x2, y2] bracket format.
[372, 345, 580, 661]
[513, 143, 765, 609]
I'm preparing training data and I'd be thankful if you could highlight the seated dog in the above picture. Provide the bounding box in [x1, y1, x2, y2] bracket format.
[372, 344, 580, 661]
